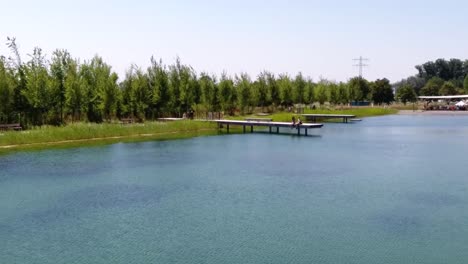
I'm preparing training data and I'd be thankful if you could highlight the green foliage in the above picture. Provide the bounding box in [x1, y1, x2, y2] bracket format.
[278, 74, 293, 106]
[50, 49, 71, 123]
[396, 84, 417, 105]
[23, 47, 51, 125]
[219, 72, 235, 114]
[416, 58, 465, 81]
[348, 77, 370, 102]
[304, 79, 315, 105]
[328, 83, 339, 105]
[439, 81, 458, 96]
[0, 57, 14, 122]
[6, 36, 28, 122]
[253, 72, 271, 109]
[0, 121, 217, 154]
[464, 75, 468, 93]
[64, 59, 86, 121]
[236, 73, 252, 114]
[337, 82, 348, 105]
[315, 81, 328, 106]
[177, 60, 196, 113]
[393, 76, 425, 95]
[200, 73, 217, 112]
[293, 72, 306, 104]
[371, 78, 394, 105]
[266, 72, 280, 107]
[147, 57, 170, 114]
[121, 68, 149, 120]
[420, 77, 444, 96]
[81, 56, 118, 122]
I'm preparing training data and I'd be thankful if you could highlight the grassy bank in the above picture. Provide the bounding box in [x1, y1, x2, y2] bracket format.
[0, 121, 218, 155]
[237, 107, 398, 122]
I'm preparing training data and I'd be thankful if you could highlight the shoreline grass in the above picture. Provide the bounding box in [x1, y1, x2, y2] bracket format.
[0, 121, 218, 155]
[234, 107, 398, 122]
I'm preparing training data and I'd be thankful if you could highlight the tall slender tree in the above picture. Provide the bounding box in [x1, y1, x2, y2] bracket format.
[23, 47, 51, 125]
[50, 49, 71, 123]
[236, 73, 252, 114]
[219, 72, 235, 114]
[293, 72, 306, 105]
[0, 57, 13, 122]
[278, 74, 293, 107]
[64, 59, 85, 121]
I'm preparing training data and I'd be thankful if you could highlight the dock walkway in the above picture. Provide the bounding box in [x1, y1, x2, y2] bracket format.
[213, 119, 323, 136]
[245, 117, 273, 122]
[157, 118, 185, 122]
[301, 114, 356, 123]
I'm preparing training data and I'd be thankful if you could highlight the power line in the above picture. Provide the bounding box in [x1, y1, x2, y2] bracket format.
[353, 56, 369, 78]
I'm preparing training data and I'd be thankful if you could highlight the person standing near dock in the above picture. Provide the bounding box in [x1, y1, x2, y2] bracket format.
[291, 116, 296, 128]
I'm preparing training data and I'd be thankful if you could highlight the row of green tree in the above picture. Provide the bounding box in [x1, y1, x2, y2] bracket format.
[395, 58, 468, 97]
[0, 38, 397, 126]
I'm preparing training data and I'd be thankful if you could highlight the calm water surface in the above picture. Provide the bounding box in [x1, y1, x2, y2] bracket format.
[1, 115, 468, 263]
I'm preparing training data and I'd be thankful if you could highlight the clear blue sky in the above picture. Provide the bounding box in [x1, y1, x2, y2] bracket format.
[1, 0, 467, 82]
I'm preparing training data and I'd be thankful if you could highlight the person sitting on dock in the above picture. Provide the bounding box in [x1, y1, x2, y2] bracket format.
[296, 118, 303, 127]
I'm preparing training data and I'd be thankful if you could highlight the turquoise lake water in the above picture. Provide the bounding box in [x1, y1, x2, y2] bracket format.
[1, 115, 468, 263]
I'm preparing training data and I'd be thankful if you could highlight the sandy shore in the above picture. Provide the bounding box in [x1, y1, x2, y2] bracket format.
[399, 110, 468, 115]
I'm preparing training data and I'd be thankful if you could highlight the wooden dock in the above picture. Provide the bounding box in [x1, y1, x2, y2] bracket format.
[213, 119, 323, 136]
[301, 114, 356, 123]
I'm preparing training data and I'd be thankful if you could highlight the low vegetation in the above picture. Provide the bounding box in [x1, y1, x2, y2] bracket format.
[0, 121, 218, 154]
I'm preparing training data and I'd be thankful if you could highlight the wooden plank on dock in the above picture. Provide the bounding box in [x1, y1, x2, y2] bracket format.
[157, 118, 185, 122]
[245, 117, 273, 122]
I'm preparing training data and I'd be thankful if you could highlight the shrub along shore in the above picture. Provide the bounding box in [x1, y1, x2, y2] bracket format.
[0, 107, 397, 155]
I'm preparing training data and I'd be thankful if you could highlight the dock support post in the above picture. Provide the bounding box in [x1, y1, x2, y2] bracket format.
[251, 126, 253, 133]
[297, 127, 300, 136]
[269, 126, 272, 133]
[305, 128, 308, 136]
[243, 125, 246, 133]
[227, 124, 229, 133]
[276, 127, 279, 133]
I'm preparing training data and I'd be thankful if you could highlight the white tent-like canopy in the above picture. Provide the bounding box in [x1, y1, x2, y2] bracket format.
[455, 101, 466, 107]
[419, 95, 468, 100]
